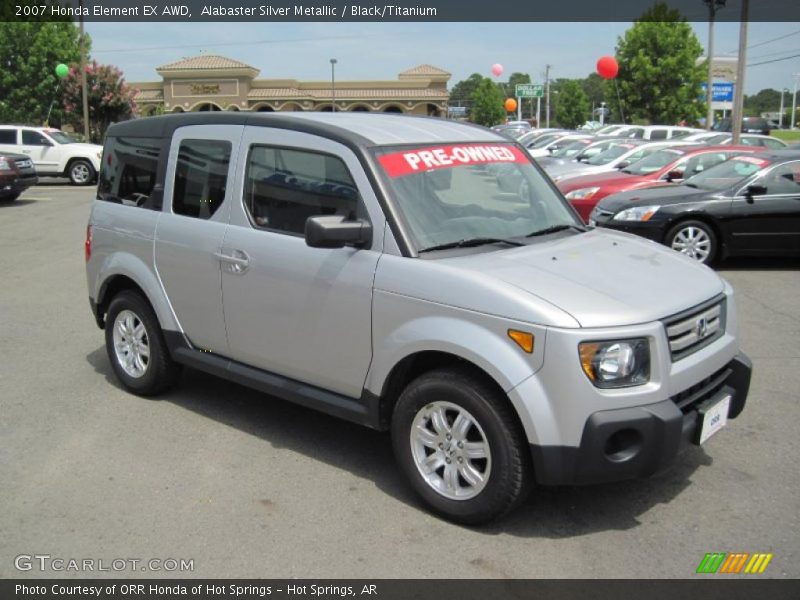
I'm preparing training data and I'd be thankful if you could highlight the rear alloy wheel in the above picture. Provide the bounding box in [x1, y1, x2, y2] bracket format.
[392, 368, 532, 524]
[666, 220, 717, 265]
[105, 291, 179, 396]
[68, 159, 95, 185]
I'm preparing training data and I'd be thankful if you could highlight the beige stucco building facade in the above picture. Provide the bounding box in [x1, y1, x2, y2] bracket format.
[131, 55, 450, 116]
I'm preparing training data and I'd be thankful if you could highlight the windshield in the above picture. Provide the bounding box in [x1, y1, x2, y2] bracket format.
[624, 149, 683, 175]
[586, 143, 636, 165]
[551, 139, 592, 158]
[683, 155, 770, 190]
[375, 143, 581, 253]
[45, 130, 75, 144]
[528, 133, 564, 149]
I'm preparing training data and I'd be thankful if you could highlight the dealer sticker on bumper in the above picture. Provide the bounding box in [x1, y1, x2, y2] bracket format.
[698, 395, 731, 445]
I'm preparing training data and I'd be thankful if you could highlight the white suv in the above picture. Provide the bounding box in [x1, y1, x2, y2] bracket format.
[0, 126, 103, 185]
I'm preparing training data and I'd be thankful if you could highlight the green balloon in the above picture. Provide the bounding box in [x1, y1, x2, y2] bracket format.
[55, 63, 69, 78]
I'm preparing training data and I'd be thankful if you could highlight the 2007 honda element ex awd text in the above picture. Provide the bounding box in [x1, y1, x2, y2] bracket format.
[86, 113, 751, 524]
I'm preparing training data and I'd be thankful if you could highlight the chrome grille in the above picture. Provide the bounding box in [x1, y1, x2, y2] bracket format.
[663, 296, 726, 361]
[14, 159, 32, 169]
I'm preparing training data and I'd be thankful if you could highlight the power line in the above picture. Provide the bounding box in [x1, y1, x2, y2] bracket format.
[747, 28, 800, 50]
[749, 47, 800, 61]
[748, 52, 800, 67]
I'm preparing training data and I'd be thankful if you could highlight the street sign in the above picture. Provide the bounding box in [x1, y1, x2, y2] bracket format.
[447, 106, 467, 116]
[515, 83, 544, 98]
[700, 82, 734, 103]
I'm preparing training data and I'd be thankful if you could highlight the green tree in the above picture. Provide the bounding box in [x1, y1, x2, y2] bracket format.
[449, 73, 484, 108]
[607, 2, 705, 125]
[579, 73, 606, 113]
[555, 80, 590, 129]
[743, 88, 781, 117]
[469, 77, 506, 126]
[61, 60, 137, 142]
[0, 20, 84, 125]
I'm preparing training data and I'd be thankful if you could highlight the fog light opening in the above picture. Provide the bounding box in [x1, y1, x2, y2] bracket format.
[604, 429, 643, 463]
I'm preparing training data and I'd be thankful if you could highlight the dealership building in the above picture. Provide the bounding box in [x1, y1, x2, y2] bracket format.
[131, 55, 450, 116]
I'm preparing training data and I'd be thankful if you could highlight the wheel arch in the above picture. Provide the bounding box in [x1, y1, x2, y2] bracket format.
[664, 213, 726, 258]
[94, 267, 178, 334]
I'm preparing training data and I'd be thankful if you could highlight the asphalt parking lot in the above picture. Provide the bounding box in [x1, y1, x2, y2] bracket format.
[1, 184, 798, 579]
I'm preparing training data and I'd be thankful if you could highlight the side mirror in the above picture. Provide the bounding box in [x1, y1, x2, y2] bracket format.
[745, 184, 767, 198]
[616, 160, 631, 170]
[666, 170, 684, 182]
[305, 215, 372, 249]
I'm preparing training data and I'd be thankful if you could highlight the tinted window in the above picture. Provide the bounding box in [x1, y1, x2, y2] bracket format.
[98, 136, 162, 208]
[648, 129, 668, 140]
[244, 145, 358, 235]
[173, 139, 231, 219]
[22, 130, 50, 146]
[760, 162, 800, 195]
[0, 129, 16, 144]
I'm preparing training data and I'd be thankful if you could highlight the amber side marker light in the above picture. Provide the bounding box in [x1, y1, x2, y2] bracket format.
[508, 329, 534, 353]
[579, 342, 600, 381]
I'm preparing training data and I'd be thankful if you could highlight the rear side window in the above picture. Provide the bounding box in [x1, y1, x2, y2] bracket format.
[649, 129, 668, 140]
[243, 145, 359, 235]
[0, 129, 16, 144]
[98, 136, 162, 208]
[172, 139, 231, 219]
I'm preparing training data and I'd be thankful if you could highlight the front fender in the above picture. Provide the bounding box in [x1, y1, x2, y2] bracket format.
[366, 289, 547, 396]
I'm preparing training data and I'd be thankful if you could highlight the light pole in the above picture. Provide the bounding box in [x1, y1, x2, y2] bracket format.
[330, 58, 337, 113]
[792, 74, 799, 130]
[544, 64, 551, 128]
[703, 0, 726, 131]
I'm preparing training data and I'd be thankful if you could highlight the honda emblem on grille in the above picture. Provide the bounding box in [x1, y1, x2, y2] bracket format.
[695, 317, 709, 338]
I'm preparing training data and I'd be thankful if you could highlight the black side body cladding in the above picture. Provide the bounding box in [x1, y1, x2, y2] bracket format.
[162, 331, 382, 430]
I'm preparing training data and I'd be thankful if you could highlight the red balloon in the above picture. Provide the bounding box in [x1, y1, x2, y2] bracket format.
[597, 56, 619, 79]
[504, 98, 518, 112]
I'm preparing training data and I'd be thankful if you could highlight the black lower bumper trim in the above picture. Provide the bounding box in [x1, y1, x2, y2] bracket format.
[531, 352, 752, 486]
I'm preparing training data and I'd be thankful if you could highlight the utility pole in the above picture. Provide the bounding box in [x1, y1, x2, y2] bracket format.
[792, 75, 799, 129]
[730, 0, 748, 145]
[79, 0, 89, 141]
[545, 64, 551, 128]
[779, 88, 786, 129]
[703, 0, 726, 131]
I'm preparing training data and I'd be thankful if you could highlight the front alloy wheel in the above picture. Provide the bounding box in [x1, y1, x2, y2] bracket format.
[667, 220, 717, 265]
[410, 401, 492, 501]
[69, 160, 94, 185]
[392, 368, 532, 524]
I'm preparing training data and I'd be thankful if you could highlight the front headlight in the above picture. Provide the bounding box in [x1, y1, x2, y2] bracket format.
[565, 187, 600, 200]
[96, 152, 102, 159]
[0, 159, 10, 170]
[579, 339, 650, 388]
[613, 205, 660, 222]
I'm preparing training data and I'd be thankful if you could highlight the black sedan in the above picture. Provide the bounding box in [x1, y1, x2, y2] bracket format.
[589, 149, 800, 265]
[0, 152, 38, 201]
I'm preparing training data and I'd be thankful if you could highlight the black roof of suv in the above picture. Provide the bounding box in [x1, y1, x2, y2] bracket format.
[712, 116, 771, 135]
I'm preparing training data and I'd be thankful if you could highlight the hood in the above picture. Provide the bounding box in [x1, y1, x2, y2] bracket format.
[556, 170, 637, 192]
[596, 184, 717, 213]
[550, 163, 611, 183]
[440, 229, 724, 328]
[67, 142, 103, 153]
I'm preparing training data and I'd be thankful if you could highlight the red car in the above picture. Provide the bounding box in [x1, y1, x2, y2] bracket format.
[557, 144, 756, 221]
[0, 152, 38, 201]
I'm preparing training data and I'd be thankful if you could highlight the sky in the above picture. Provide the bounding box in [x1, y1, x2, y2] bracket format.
[83, 21, 800, 98]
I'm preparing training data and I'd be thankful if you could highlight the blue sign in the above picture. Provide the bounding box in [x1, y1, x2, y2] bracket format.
[448, 106, 468, 116]
[700, 82, 734, 102]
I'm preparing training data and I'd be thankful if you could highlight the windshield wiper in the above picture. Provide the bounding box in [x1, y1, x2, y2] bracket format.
[418, 237, 524, 253]
[524, 224, 586, 238]
[684, 182, 698, 188]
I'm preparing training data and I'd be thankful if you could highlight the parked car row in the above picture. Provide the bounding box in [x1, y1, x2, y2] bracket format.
[485, 125, 797, 265]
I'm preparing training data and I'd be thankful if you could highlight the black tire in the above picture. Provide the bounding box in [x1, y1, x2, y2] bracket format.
[1, 193, 20, 202]
[104, 290, 179, 396]
[665, 219, 718, 265]
[391, 367, 533, 525]
[67, 159, 95, 185]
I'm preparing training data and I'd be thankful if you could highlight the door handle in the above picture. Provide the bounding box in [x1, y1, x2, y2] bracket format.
[214, 251, 250, 272]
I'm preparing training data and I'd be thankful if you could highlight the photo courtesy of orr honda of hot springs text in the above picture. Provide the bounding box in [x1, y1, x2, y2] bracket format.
[85, 113, 751, 524]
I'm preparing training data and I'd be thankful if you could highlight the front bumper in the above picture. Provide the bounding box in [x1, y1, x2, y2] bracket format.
[0, 174, 38, 197]
[530, 352, 751, 485]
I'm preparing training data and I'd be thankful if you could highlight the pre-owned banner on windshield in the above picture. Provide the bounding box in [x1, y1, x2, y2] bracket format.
[377, 144, 528, 177]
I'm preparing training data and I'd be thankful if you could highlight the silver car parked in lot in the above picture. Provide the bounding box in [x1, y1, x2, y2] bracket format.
[86, 113, 751, 524]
